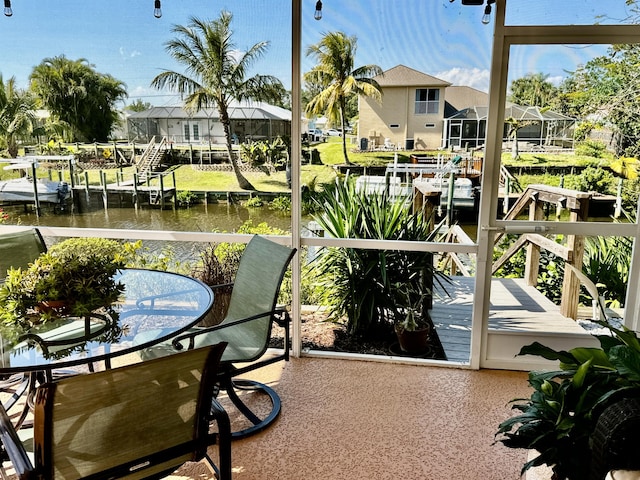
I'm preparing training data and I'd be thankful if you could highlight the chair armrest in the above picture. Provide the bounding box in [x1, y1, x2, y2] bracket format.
[0, 403, 33, 478]
[171, 306, 289, 351]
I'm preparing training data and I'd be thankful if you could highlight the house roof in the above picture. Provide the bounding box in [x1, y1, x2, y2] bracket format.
[128, 100, 291, 121]
[444, 86, 489, 117]
[374, 65, 451, 88]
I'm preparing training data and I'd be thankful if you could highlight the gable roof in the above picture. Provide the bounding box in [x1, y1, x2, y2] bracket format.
[444, 86, 489, 116]
[374, 65, 451, 88]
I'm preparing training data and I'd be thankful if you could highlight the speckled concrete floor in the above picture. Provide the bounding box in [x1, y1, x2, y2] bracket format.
[171, 357, 532, 480]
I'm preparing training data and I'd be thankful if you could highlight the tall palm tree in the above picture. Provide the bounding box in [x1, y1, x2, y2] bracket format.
[0, 75, 37, 158]
[305, 32, 383, 165]
[151, 12, 285, 191]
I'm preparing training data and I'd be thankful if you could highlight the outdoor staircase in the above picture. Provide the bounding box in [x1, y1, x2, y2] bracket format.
[136, 136, 168, 183]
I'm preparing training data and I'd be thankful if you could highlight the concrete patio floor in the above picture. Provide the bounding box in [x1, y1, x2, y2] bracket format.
[171, 356, 533, 480]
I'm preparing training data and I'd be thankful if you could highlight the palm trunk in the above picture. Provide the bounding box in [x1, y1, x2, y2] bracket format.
[220, 105, 256, 191]
[340, 102, 352, 165]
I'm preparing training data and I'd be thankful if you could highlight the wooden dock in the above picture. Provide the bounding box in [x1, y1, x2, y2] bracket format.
[432, 276, 598, 368]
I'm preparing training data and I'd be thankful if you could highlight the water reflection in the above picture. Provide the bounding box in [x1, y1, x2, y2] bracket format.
[5, 204, 294, 263]
[6, 203, 293, 233]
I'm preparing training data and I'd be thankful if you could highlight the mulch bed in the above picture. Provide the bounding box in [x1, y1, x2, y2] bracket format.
[270, 311, 447, 360]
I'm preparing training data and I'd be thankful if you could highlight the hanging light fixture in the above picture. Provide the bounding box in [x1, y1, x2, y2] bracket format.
[4, 0, 12, 17]
[314, 0, 322, 20]
[153, 0, 162, 18]
[482, 0, 496, 24]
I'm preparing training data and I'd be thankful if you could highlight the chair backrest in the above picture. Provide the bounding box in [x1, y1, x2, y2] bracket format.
[33, 342, 227, 480]
[206, 235, 295, 363]
[0, 227, 46, 281]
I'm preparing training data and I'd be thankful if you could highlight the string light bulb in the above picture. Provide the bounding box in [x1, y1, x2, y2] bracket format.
[482, 0, 495, 24]
[154, 0, 162, 18]
[4, 0, 12, 17]
[314, 0, 322, 20]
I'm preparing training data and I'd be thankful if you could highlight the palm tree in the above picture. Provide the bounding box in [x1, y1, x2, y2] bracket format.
[305, 32, 382, 165]
[0, 75, 37, 158]
[151, 12, 285, 191]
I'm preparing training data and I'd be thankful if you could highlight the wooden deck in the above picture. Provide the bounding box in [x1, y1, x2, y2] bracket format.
[432, 276, 599, 368]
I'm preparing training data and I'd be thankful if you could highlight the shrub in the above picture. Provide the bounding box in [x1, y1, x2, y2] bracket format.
[244, 196, 264, 208]
[574, 166, 615, 194]
[311, 178, 443, 339]
[269, 195, 291, 212]
[575, 139, 607, 158]
[176, 190, 199, 207]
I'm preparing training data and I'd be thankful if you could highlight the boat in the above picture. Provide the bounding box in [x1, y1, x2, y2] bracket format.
[0, 161, 70, 204]
[355, 153, 477, 209]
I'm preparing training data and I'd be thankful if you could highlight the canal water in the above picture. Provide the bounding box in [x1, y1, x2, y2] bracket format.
[3, 203, 295, 264]
[4, 203, 293, 233]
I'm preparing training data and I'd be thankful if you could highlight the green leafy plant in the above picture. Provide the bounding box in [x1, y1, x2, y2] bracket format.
[311, 177, 444, 339]
[495, 320, 640, 480]
[269, 195, 291, 212]
[0, 238, 132, 328]
[176, 190, 199, 207]
[244, 196, 264, 208]
[391, 280, 430, 332]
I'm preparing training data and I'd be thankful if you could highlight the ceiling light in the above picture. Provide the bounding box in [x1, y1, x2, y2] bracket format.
[314, 0, 322, 21]
[154, 0, 162, 18]
[4, 0, 12, 17]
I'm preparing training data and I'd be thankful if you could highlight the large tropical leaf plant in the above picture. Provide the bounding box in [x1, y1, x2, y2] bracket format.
[495, 320, 640, 480]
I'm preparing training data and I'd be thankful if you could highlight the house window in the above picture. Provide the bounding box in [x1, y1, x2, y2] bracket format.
[184, 124, 190, 142]
[415, 89, 439, 115]
[193, 124, 200, 141]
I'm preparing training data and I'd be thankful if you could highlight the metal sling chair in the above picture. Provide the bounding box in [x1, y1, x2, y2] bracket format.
[0, 342, 232, 480]
[135, 235, 296, 439]
[0, 227, 48, 410]
[0, 226, 47, 283]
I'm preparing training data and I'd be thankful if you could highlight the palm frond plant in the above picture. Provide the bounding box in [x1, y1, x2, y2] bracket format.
[311, 177, 446, 340]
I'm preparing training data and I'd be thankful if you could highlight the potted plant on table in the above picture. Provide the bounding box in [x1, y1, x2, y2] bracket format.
[495, 320, 640, 480]
[0, 237, 130, 329]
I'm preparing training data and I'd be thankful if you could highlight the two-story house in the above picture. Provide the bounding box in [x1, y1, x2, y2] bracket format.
[359, 65, 575, 151]
[358, 65, 451, 151]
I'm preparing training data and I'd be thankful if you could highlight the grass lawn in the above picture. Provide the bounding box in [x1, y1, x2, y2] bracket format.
[159, 164, 339, 192]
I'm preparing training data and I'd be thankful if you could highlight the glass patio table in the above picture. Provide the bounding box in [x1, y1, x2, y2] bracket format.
[0, 268, 213, 376]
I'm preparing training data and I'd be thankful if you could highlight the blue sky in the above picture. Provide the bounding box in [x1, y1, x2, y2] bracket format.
[0, 0, 632, 107]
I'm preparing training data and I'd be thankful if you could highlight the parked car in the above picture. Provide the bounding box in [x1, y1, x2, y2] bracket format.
[307, 129, 324, 142]
[324, 129, 341, 136]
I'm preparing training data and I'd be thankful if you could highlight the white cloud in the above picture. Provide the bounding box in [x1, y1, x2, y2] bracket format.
[436, 67, 491, 93]
[119, 47, 142, 59]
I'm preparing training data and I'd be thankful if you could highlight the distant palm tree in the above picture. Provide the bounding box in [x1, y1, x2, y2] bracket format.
[305, 32, 382, 165]
[151, 12, 285, 191]
[0, 75, 37, 158]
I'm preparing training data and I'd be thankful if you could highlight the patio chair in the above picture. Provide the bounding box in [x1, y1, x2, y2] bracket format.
[0, 342, 232, 480]
[135, 235, 296, 439]
[0, 227, 46, 282]
[0, 227, 47, 398]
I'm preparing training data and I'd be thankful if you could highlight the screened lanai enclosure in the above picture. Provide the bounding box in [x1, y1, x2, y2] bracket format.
[445, 104, 576, 149]
[1, 0, 640, 372]
[127, 102, 291, 144]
